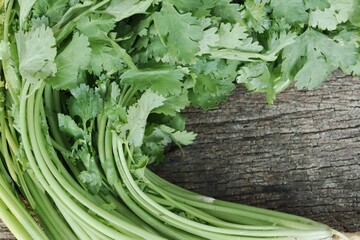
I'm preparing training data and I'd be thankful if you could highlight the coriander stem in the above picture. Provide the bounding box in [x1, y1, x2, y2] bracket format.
[0, 198, 33, 240]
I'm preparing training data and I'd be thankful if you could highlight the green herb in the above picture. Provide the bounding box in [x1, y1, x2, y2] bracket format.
[0, 0, 358, 239]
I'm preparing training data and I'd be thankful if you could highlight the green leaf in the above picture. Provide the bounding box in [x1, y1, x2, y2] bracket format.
[304, 0, 330, 10]
[131, 154, 149, 178]
[216, 23, 250, 49]
[69, 84, 103, 124]
[309, 0, 355, 30]
[47, 32, 91, 89]
[18, 0, 37, 27]
[211, 0, 244, 23]
[237, 62, 271, 89]
[153, 2, 203, 63]
[0, 41, 22, 93]
[15, 25, 57, 83]
[282, 29, 357, 89]
[33, 0, 69, 26]
[104, 83, 127, 132]
[294, 54, 333, 89]
[105, 0, 153, 22]
[343, 56, 360, 76]
[349, 0, 360, 26]
[121, 68, 184, 96]
[54, 1, 93, 30]
[244, 0, 271, 33]
[88, 43, 124, 76]
[79, 169, 102, 194]
[76, 13, 116, 39]
[154, 90, 190, 116]
[159, 125, 197, 146]
[189, 60, 237, 109]
[58, 113, 85, 139]
[270, 0, 308, 24]
[142, 124, 196, 164]
[198, 19, 220, 55]
[143, 127, 170, 158]
[167, 0, 216, 16]
[122, 90, 165, 147]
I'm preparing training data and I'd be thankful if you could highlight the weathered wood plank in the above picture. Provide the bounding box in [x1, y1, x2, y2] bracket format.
[0, 222, 15, 240]
[153, 72, 360, 232]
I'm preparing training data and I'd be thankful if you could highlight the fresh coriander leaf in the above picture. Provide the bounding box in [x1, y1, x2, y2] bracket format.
[237, 62, 289, 104]
[343, 56, 360, 76]
[18, 0, 36, 27]
[142, 124, 195, 164]
[105, 0, 153, 22]
[282, 29, 357, 89]
[153, 90, 190, 116]
[198, 18, 220, 55]
[198, 27, 219, 55]
[88, 43, 124, 76]
[15, 25, 57, 83]
[217, 23, 249, 49]
[109, 81, 121, 103]
[211, 0, 244, 23]
[159, 125, 197, 146]
[31, 16, 50, 28]
[189, 60, 237, 109]
[153, 2, 203, 64]
[309, 0, 355, 30]
[0, 41, 22, 93]
[76, 13, 116, 39]
[122, 90, 166, 147]
[168, 0, 216, 16]
[167, 0, 203, 12]
[205, 22, 271, 61]
[58, 113, 85, 139]
[73, 142, 103, 194]
[213, 22, 264, 53]
[349, 1, 360, 26]
[54, 1, 93, 30]
[131, 154, 149, 178]
[121, 68, 184, 96]
[304, 0, 330, 11]
[237, 62, 271, 89]
[79, 169, 102, 194]
[47, 32, 91, 89]
[104, 82, 127, 131]
[243, 0, 271, 33]
[294, 53, 334, 89]
[132, 25, 170, 63]
[270, 0, 308, 24]
[74, 144, 91, 168]
[332, 30, 360, 75]
[69, 84, 103, 124]
[264, 31, 297, 60]
[189, 74, 235, 109]
[33, 0, 69, 26]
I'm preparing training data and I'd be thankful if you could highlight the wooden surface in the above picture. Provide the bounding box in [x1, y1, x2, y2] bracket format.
[1, 72, 359, 238]
[0, 222, 15, 240]
[154, 72, 360, 232]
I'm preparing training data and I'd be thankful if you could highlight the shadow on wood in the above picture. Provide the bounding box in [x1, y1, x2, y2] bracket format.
[153, 72, 360, 232]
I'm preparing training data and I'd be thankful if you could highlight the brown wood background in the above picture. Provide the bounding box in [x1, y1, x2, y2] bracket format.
[1, 72, 359, 238]
[154, 71, 360, 233]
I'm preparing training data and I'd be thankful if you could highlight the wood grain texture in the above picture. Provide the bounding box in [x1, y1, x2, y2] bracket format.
[0, 222, 15, 240]
[153, 72, 360, 232]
